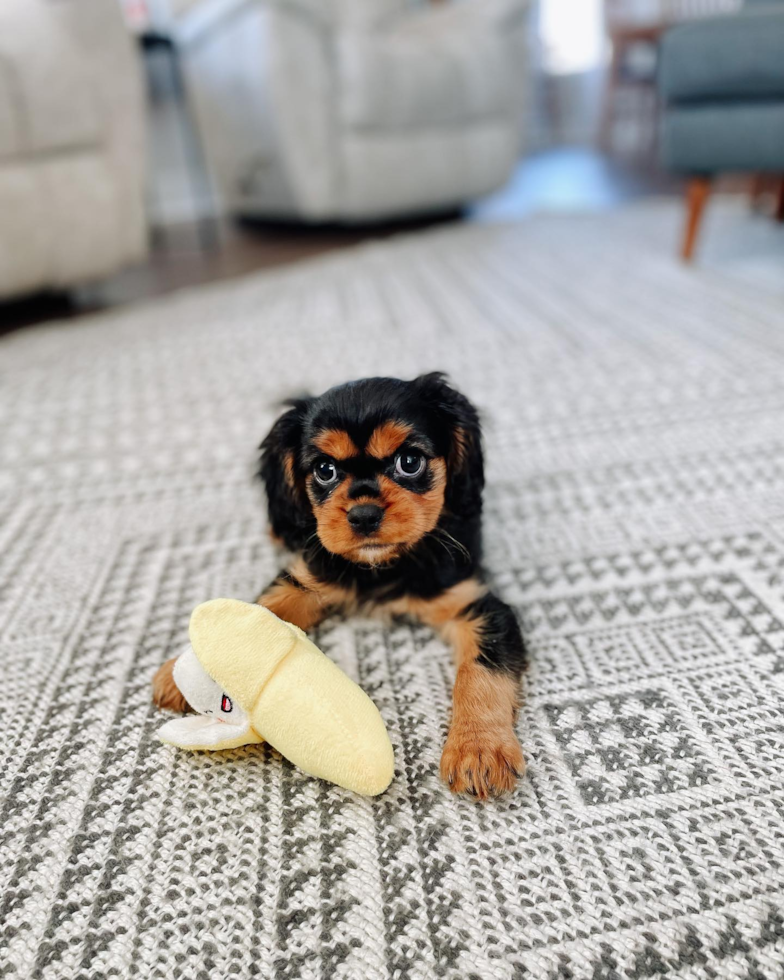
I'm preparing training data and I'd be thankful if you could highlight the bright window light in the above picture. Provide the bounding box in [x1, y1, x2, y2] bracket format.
[539, 0, 605, 74]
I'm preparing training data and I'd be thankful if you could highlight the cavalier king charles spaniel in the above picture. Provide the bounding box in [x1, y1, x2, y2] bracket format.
[153, 373, 527, 799]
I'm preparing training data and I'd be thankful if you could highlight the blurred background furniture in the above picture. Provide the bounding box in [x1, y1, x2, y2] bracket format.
[0, 0, 147, 301]
[660, 0, 784, 259]
[137, 29, 218, 250]
[170, 0, 531, 223]
[601, 0, 740, 152]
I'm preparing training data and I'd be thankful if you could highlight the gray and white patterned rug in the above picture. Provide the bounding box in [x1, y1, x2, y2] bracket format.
[2, 199, 784, 980]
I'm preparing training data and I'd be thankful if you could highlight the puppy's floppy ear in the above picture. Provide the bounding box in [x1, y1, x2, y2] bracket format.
[413, 372, 484, 517]
[259, 398, 313, 548]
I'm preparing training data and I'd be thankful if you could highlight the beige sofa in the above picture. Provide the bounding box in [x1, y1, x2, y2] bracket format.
[173, 0, 530, 222]
[0, 0, 147, 301]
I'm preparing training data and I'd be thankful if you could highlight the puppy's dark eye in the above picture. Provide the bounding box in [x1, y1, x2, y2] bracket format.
[395, 452, 425, 478]
[313, 460, 339, 486]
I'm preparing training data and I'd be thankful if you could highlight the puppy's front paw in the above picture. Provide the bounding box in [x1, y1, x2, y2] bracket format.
[440, 726, 525, 801]
[152, 657, 190, 713]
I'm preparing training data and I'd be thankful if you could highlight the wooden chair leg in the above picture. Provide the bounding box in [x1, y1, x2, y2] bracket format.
[681, 176, 711, 262]
[775, 177, 784, 223]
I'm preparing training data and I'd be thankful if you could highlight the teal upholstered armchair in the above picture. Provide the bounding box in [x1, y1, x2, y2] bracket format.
[659, 0, 784, 259]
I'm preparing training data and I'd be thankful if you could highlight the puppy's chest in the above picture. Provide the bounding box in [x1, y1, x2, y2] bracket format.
[316, 552, 469, 608]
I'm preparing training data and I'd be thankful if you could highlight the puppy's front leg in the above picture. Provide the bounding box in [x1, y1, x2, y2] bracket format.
[425, 586, 527, 799]
[151, 657, 190, 713]
[152, 560, 335, 712]
[254, 559, 337, 631]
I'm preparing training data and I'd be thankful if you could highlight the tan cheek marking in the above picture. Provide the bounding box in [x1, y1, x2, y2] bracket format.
[313, 429, 359, 460]
[308, 477, 358, 556]
[308, 457, 447, 559]
[375, 458, 446, 546]
[366, 421, 412, 459]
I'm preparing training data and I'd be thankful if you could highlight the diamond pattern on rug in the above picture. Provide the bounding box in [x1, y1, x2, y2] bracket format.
[2, 201, 784, 979]
[544, 686, 716, 805]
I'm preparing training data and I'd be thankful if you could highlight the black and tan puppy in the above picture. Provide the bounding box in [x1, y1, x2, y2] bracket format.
[153, 373, 527, 799]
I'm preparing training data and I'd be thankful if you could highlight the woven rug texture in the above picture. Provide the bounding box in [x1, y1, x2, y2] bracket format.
[2, 200, 784, 979]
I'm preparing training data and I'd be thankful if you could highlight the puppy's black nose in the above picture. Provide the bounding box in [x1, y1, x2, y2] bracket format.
[348, 503, 383, 536]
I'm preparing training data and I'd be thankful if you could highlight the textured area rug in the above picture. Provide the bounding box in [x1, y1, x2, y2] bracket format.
[2, 200, 784, 980]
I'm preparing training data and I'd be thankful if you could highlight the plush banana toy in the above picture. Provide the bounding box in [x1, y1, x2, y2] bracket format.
[157, 598, 395, 796]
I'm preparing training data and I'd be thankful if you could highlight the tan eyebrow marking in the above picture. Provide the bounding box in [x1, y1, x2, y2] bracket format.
[313, 429, 359, 460]
[366, 421, 412, 459]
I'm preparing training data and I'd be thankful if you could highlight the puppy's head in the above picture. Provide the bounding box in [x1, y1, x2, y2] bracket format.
[260, 373, 483, 565]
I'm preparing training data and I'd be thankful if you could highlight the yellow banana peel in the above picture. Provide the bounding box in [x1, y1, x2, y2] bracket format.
[157, 599, 395, 796]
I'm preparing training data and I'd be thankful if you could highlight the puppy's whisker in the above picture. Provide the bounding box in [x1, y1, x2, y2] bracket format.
[432, 527, 471, 563]
[302, 530, 325, 559]
[428, 533, 453, 561]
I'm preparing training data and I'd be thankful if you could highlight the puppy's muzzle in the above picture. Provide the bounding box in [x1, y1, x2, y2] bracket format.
[347, 503, 383, 537]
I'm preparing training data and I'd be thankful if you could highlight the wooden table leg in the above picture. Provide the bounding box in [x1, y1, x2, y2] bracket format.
[681, 176, 711, 262]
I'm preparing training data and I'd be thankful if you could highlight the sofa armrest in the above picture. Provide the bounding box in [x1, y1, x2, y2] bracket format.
[174, 0, 333, 47]
[176, 0, 529, 45]
[0, 0, 144, 160]
[174, 0, 339, 218]
[67, 0, 146, 163]
[389, 0, 530, 36]
[660, 8, 784, 103]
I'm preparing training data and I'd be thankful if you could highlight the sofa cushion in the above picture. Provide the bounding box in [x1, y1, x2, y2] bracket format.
[336, 0, 524, 130]
[662, 101, 784, 172]
[0, 57, 23, 161]
[660, 8, 784, 103]
[0, 0, 101, 161]
[339, 120, 519, 218]
[0, 150, 146, 299]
